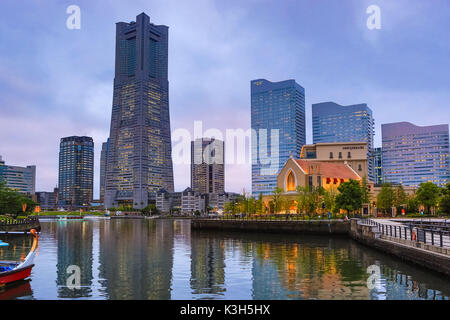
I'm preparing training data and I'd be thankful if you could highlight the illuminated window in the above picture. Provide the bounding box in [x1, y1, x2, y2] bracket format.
[286, 171, 296, 192]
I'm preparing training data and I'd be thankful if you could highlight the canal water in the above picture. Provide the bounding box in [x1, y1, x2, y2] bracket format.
[0, 219, 449, 300]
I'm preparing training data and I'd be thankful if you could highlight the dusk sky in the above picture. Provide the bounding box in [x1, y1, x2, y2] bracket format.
[0, 0, 449, 198]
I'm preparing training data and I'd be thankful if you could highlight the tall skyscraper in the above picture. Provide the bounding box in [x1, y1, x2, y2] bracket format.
[374, 147, 383, 186]
[105, 12, 174, 209]
[312, 102, 375, 181]
[99, 139, 110, 203]
[58, 136, 94, 208]
[382, 122, 450, 187]
[251, 79, 306, 197]
[191, 138, 225, 194]
[0, 155, 36, 195]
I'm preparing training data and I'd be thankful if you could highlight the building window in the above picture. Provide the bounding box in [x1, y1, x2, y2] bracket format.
[286, 171, 296, 192]
[339, 152, 342, 159]
[329, 152, 333, 159]
[358, 164, 362, 171]
[348, 152, 351, 158]
[317, 176, 322, 187]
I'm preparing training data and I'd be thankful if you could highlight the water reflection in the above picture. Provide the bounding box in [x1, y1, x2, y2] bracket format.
[0, 219, 449, 300]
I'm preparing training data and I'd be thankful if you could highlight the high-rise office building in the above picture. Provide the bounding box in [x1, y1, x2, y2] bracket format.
[312, 102, 375, 181]
[374, 147, 383, 186]
[382, 122, 449, 187]
[0, 155, 36, 195]
[251, 79, 306, 197]
[105, 13, 174, 209]
[58, 136, 94, 208]
[99, 139, 110, 203]
[191, 138, 225, 194]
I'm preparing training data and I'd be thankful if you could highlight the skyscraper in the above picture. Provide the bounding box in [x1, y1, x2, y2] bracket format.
[312, 102, 375, 181]
[251, 79, 306, 197]
[374, 147, 383, 186]
[191, 138, 225, 194]
[382, 122, 449, 187]
[99, 139, 109, 203]
[58, 136, 94, 208]
[105, 13, 174, 209]
[0, 155, 36, 195]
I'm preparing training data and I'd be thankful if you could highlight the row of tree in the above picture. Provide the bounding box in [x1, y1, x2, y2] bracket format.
[0, 181, 36, 217]
[377, 182, 450, 215]
[224, 180, 450, 216]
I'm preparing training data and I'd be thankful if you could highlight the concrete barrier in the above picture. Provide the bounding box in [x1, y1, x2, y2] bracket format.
[191, 219, 350, 235]
[349, 219, 450, 277]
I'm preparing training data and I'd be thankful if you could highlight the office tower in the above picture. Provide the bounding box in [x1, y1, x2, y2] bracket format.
[0, 155, 36, 195]
[99, 139, 110, 203]
[312, 102, 375, 181]
[191, 138, 225, 194]
[382, 122, 450, 187]
[105, 12, 174, 209]
[374, 147, 383, 185]
[36, 188, 58, 210]
[251, 79, 306, 197]
[58, 136, 94, 208]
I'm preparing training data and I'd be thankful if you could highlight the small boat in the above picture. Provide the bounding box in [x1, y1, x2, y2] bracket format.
[0, 240, 9, 247]
[0, 229, 38, 287]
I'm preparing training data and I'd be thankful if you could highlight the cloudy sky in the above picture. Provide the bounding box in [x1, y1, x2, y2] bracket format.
[0, 0, 449, 198]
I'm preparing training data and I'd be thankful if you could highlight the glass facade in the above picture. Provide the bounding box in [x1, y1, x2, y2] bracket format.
[0, 156, 35, 195]
[105, 13, 174, 209]
[99, 139, 110, 203]
[312, 102, 375, 181]
[374, 147, 383, 186]
[251, 79, 306, 197]
[382, 122, 450, 187]
[58, 136, 94, 208]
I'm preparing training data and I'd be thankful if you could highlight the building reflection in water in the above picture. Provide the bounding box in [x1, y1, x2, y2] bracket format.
[56, 220, 93, 298]
[190, 231, 226, 298]
[2, 220, 449, 300]
[97, 219, 174, 299]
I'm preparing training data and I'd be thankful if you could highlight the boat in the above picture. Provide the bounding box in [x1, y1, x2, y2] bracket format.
[0, 240, 9, 247]
[0, 229, 38, 287]
[58, 215, 85, 221]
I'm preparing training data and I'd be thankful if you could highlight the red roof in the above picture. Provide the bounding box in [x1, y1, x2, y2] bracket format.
[295, 160, 361, 180]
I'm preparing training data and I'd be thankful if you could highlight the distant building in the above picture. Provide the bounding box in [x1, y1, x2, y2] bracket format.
[312, 102, 375, 181]
[191, 138, 224, 194]
[374, 147, 383, 186]
[36, 188, 58, 210]
[300, 142, 370, 180]
[58, 136, 94, 208]
[99, 139, 110, 203]
[105, 12, 174, 209]
[251, 79, 306, 197]
[382, 122, 450, 187]
[0, 155, 36, 195]
[156, 188, 239, 215]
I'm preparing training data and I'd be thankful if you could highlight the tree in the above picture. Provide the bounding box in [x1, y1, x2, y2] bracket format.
[416, 182, 440, 215]
[335, 180, 363, 215]
[361, 177, 371, 204]
[296, 186, 309, 215]
[406, 194, 420, 214]
[394, 185, 408, 209]
[272, 187, 284, 213]
[439, 183, 450, 215]
[376, 183, 395, 214]
[256, 193, 264, 214]
[0, 181, 36, 217]
[141, 204, 158, 216]
[323, 186, 338, 213]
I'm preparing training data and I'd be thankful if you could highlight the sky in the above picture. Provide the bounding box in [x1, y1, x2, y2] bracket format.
[0, 0, 449, 198]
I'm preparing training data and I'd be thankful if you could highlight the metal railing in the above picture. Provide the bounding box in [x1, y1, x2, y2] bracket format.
[360, 219, 450, 249]
[196, 214, 345, 222]
[0, 216, 39, 226]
